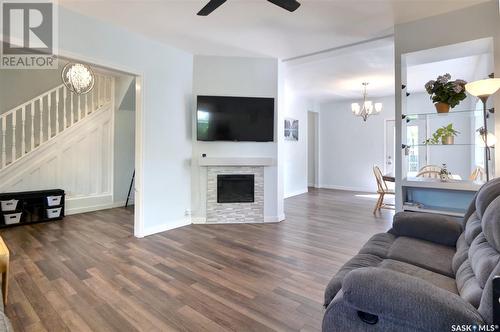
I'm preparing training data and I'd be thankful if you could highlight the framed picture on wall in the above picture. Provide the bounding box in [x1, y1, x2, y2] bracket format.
[284, 118, 299, 141]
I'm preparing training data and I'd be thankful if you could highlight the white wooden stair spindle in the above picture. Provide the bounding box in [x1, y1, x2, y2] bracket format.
[91, 84, 95, 112]
[11, 112, 16, 162]
[30, 102, 35, 150]
[63, 86, 67, 129]
[97, 75, 101, 106]
[1, 118, 5, 168]
[48, 93, 52, 139]
[39, 98, 43, 144]
[78, 95, 82, 122]
[70, 92, 74, 125]
[55, 88, 59, 135]
[21, 107, 26, 156]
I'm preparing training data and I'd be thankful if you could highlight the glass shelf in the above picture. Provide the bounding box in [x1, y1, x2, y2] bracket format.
[407, 143, 477, 147]
[403, 109, 484, 122]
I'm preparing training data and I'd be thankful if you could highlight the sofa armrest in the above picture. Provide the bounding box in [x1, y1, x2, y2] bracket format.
[390, 211, 462, 246]
[342, 267, 483, 331]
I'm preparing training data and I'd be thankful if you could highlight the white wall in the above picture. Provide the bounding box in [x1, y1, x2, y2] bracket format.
[113, 77, 136, 205]
[319, 96, 395, 192]
[282, 91, 314, 197]
[59, 7, 193, 236]
[191, 55, 280, 221]
[0, 60, 68, 114]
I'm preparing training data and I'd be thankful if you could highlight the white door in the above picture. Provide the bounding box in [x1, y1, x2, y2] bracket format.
[385, 120, 395, 175]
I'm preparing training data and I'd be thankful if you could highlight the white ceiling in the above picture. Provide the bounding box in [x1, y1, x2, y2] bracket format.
[284, 37, 395, 102]
[407, 54, 492, 95]
[59, 0, 486, 59]
[284, 41, 493, 103]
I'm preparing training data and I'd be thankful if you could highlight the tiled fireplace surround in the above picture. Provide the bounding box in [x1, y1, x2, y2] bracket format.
[206, 166, 264, 223]
[198, 157, 274, 224]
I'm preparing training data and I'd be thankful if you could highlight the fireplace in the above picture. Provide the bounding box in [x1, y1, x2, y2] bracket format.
[217, 174, 255, 203]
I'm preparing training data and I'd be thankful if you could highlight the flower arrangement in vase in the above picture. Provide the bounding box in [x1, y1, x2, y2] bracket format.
[425, 74, 467, 113]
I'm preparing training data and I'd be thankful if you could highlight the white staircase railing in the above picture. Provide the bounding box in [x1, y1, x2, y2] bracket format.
[0, 74, 113, 170]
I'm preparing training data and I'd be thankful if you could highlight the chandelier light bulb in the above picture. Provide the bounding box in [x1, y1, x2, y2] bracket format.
[351, 103, 360, 115]
[375, 103, 383, 113]
[62, 63, 95, 95]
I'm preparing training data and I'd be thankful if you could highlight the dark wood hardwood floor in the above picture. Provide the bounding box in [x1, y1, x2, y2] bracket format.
[1, 189, 393, 332]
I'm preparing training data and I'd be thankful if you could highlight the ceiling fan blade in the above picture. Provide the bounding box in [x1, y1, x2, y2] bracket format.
[267, 0, 301, 12]
[197, 0, 227, 16]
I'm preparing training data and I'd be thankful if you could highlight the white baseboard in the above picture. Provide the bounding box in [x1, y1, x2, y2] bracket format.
[264, 215, 283, 223]
[137, 217, 191, 238]
[191, 216, 206, 224]
[191, 216, 283, 224]
[284, 188, 308, 199]
[319, 184, 374, 193]
[66, 201, 131, 215]
[65, 194, 115, 215]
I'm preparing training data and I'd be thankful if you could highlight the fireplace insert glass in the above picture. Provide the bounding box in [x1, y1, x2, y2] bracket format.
[217, 174, 255, 203]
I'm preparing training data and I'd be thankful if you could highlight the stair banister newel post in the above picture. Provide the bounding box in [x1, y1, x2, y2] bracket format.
[21, 107, 26, 157]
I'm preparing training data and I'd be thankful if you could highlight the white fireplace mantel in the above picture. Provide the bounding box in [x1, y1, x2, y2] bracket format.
[198, 157, 275, 167]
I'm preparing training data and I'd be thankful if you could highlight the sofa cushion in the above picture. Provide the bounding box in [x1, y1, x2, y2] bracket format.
[358, 233, 396, 258]
[323, 254, 383, 307]
[456, 259, 483, 308]
[379, 259, 458, 294]
[453, 234, 469, 274]
[391, 212, 462, 247]
[469, 233, 500, 288]
[478, 262, 500, 324]
[464, 214, 482, 245]
[388, 237, 455, 277]
[481, 196, 500, 252]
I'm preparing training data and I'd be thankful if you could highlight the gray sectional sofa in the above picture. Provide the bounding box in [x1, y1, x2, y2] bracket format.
[323, 178, 500, 331]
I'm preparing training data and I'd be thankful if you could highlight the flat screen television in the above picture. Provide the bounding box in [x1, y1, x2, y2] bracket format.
[197, 95, 275, 142]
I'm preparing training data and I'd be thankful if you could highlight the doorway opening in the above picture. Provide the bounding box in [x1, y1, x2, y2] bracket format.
[308, 111, 319, 188]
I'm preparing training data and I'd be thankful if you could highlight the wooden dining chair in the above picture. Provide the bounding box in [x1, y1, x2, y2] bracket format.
[469, 166, 486, 182]
[416, 165, 442, 179]
[373, 165, 395, 214]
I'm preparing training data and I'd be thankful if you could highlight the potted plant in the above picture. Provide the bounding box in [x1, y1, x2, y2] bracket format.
[424, 123, 460, 145]
[425, 74, 467, 113]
